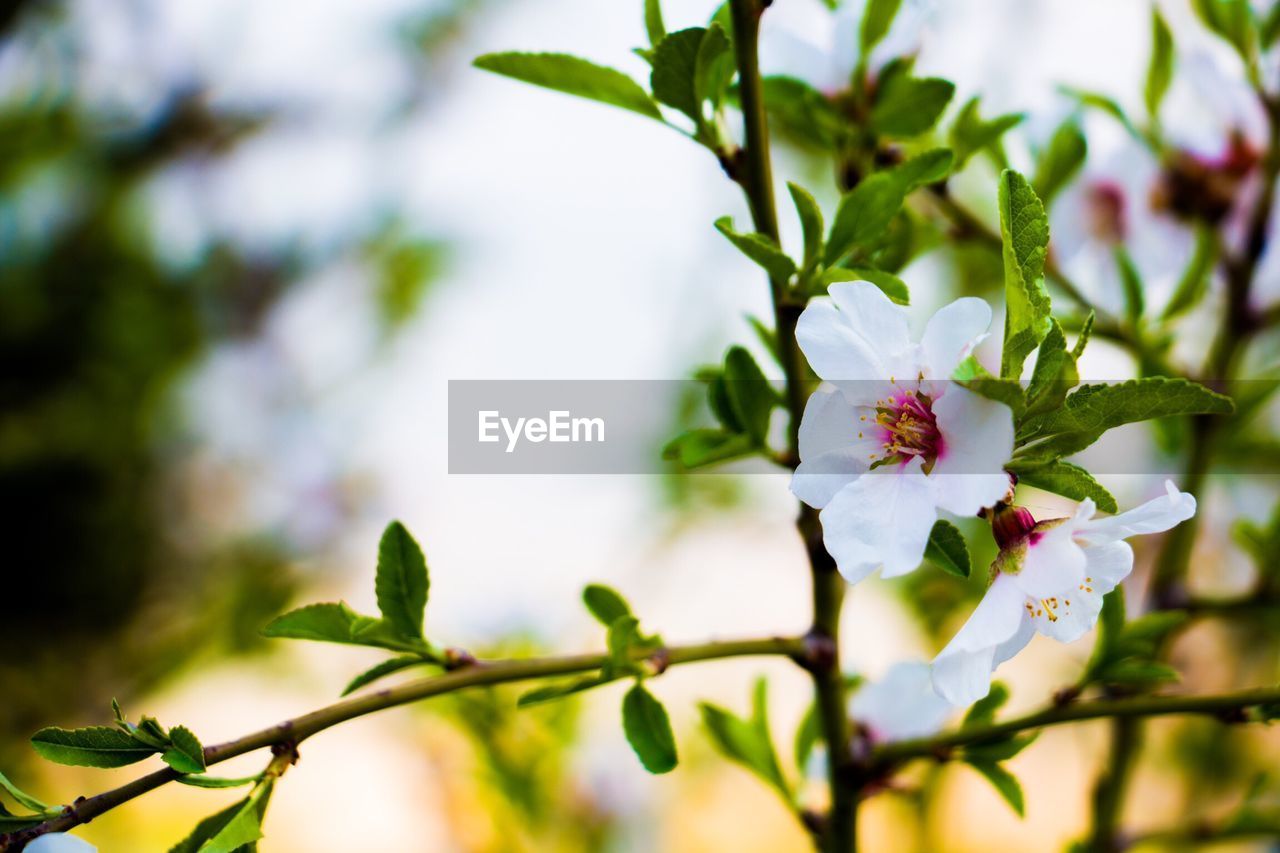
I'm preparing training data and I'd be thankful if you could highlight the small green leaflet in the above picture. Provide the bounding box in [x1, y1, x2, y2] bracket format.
[787, 182, 825, 275]
[825, 149, 953, 266]
[175, 773, 263, 789]
[622, 684, 678, 774]
[651, 28, 709, 122]
[31, 726, 157, 768]
[644, 0, 665, 46]
[998, 170, 1052, 378]
[1114, 247, 1145, 322]
[662, 429, 755, 468]
[341, 655, 432, 697]
[714, 216, 796, 282]
[950, 98, 1023, 168]
[723, 345, 775, 445]
[0, 769, 52, 815]
[1190, 0, 1254, 59]
[262, 602, 432, 655]
[871, 74, 955, 137]
[473, 53, 662, 120]
[963, 682, 1009, 727]
[517, 673, 614, 708]
[583, 583, 633, 627]
[1024, 321, 1079, 418]
[1145, 6, 1175, 117]
[924, 519, 971, 578]
[1032, 120, 1087, 207]
[1161, 226, 1217, 320]
[859, 0, 903, 54]
[375, 520, 430, 641]
[162, 726, 207, 774]
[699, 678, 792, 804]
[969, 760, 1026, 817]
[169, 780, 275, 853]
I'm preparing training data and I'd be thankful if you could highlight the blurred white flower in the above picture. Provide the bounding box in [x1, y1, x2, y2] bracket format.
[24, 834, 97, 853]
[931, 481, 1196, 706]
[792, 281, 1014, 583]
[850, 660, 955, 742]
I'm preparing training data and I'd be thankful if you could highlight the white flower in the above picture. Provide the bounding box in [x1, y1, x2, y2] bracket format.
[791, 281, 1015, 583]
[931, 481, 1197, 706]
[850, 661, 955, 742]
[25, 834, 97, 853]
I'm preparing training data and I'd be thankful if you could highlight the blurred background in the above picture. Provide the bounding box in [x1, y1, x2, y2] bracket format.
[1, 0, 1278, 849]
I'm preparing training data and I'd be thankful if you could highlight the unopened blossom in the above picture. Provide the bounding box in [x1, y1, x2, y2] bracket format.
[792, 281, 1015, 583]
[931, 482, 1196, 706]
[25, 834, 97, 853]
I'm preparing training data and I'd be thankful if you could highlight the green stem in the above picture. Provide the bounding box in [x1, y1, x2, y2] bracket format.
[0, 636, 805, 848]
[868, 686, 1280, 766]
[726, 2, 856, 850]
[1088, 716, 1141, 852]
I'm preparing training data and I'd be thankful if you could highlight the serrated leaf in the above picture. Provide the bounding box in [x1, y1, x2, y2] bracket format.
[821, 267, 910, 304]
[341, 655, 431, 697]
[31, 726, 157, 768]
[724, 345, 775, 445]
[1145, 7, 1175, 117]
[651, 28, 707, 122]
[375, 521, 430, 640]
[694, 24, 733, 110]
[623, 684, 678, 774]
[162, 726, 206, 774]
[1017, 378, 1234, 459]
[517, 673, 613, 708]
[1162, 225, 1217, 320]
[998, 171, 1052, 377]
[1025, 321, 1079, 418]
[788, 182, 825, 274]
[871, 75, 955, 137]
[924, 519, 971, 578]
[1009, 460, 1117, 513]
[474, 53, 662, 120]
[715, 216, 796, 282]
[1033, 120, 1087, 207]
[963, 682, 1010, 727]
[969, 760, 1025, 816]
[0, 769, 51, 814]
[953, 355, 1025, 416]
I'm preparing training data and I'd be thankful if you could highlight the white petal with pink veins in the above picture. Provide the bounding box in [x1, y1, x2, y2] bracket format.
[928, 388, 1013, 515]
[820, 457, 937, 582]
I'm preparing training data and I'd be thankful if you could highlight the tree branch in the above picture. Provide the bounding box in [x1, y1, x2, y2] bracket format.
[0, 635, 805, 848]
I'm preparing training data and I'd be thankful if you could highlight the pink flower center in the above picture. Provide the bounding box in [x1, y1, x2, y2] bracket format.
[868, 388, 943, 473]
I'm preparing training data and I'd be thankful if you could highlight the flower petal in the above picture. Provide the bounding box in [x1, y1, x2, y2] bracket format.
[828, 281, 912, 355]
[1076, 481, 1196, 546]
[1024, 540, 1133, 643]
[931, 574, 1029, 705]
[920, 296, 991, 378]
[796, 300, 888, 383]
[850, 661, 955, 743]
[929, 388, 1014, 515]
[820, 457, 937, 583]
[25, 835, 98, 853]
[1012, 523, 1087, 598]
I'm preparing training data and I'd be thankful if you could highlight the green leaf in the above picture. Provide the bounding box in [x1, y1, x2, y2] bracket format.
[1114, 247, 1145, 322]
[162, 726, 207, 774]
[1263, 0, 1280, 47]
[950, 98, 1024, 168]
[821, 267, 910, 305]
[1033, 119, 1087, 208]
[198, 780, 275, 853]
[871, 75, 955, 137]
[644, 0, 666, 46]
[1162, 225, 1217, 320]
[700, 678, 792, 803]
[1096, 661, 1181, 686]
[1059, 86, 1143, 143]
[1025, 320, 1079, 418]
[1009, 459, 1118, 514]
[714, 216, 796, 282]
[953, 355, 1025, 416]
[724, 345, 776, 444]
[651, 28, 707, 122]
[1017, 378, 1235, 459]
[760, 76, 846, 150]
[694, 24, 734, 111]
[583, 583, 633, 627]
[998, 170, 1052, 378]
[622, 684, 678, 774]
[788, 182, 825, 274]
[607, 615, 643, 671]
[341, 655, 431, 697]
[1145, 6, 1175, 117]
[860, 0, 903, 54]
[474, 53, 662, 120]
[894, 148, 956, 190]
[969, 760, 1025, 817]
[517, 673, 614, 708]
[174, 773, 263, 789]
[1071, 312, 1094, 361]
[31, 726, 157, 768]
[792, 701, 821, 775]
[924, 519, 971, 578]
[1190, 0, 1255, 59]
[263, 602, 362, 643]
[0, 769, 51, 814]
[963, 732, 1039, 763]
[825, 172, 903, 265]
[963, 682, 1009, 727]
[662, 428, 755, 468]
[375, 521, 430, 640]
